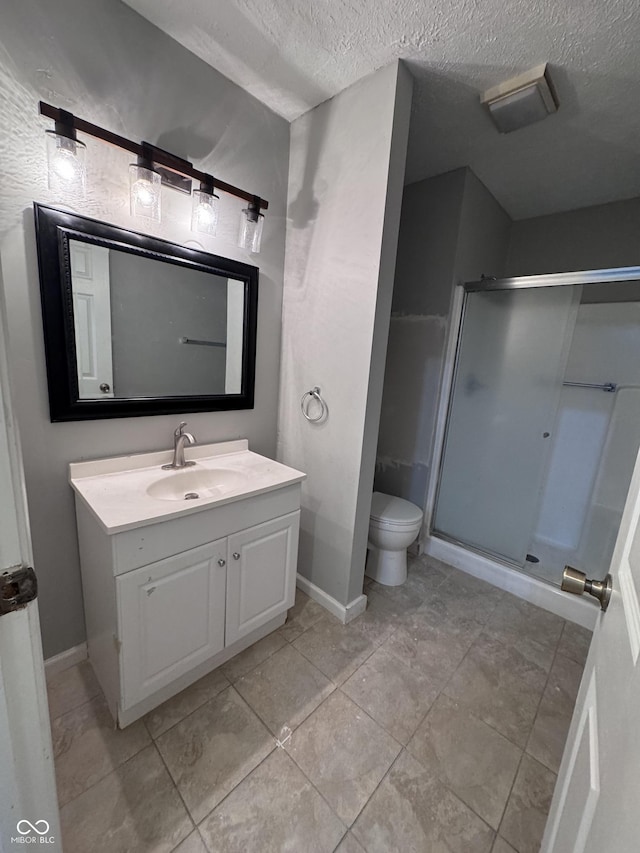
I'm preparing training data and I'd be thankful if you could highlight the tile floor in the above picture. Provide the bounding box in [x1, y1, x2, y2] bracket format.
[47, 556, 592, 853]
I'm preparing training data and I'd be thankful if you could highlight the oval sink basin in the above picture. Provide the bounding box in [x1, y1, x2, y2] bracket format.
[146, 467, 247, 501]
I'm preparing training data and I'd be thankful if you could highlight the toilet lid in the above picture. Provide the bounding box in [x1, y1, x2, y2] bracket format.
[370, 492, 423, 526]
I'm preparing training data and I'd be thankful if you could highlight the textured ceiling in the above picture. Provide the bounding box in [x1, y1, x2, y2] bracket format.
[122, 0, 640, 219]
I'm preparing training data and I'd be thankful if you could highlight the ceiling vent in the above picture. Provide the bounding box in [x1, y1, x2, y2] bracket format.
[481, 63, 558, 133]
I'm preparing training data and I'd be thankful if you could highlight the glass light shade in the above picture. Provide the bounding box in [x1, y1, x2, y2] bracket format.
[237, 206, 264, 253]
[46, 131, 86, 197]
[191, 189, 219, 236]
[129, 164, 161, 221]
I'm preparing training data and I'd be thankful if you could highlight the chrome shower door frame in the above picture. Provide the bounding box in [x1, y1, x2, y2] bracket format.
[425, 265, 640, 568]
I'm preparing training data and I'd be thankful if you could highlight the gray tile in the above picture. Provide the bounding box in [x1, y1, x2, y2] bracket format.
[446, 568, 503, 598]
[286, 691, 401, 826]
[546, 652, 584, 705]
[413, 552, 453, 580]
[352, 750, 495, 853]
[334, 833, 366, 853]
[384, 605, 482, 684]
[221, 631, 287, 683]
[156, 686, 274, 823]
[401, 556, 451, 599]
[347, 597, 399, 646]
[172, 830, 207, 853]
[60, 745, 192, 853]
[444, 634, 548, 748]
[489, 627, 558, 676]
[407, 694, 522, 830]
[342, 646, 440, 744]
[485, 596, 564, 668]
[280, 589, 326, 641]
[52, 694, 151, 806]
[198, 748, 344, 853]
[492, 838, 518, 853]
[557, 621, 592, 666]
[526, 653, 584, 773]
[234, 643, 334, 735]
[364, 587, 418, 622]
[293, 614, 377, 684]
[47, 661, 101, 721]
[420, 576, 503, 626]
[145, 668, 230, 739]
[500, 754, 557, 853]
[365, 576, 426, 611]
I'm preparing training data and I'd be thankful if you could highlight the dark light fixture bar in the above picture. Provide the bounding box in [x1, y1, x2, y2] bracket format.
[39, 101, 269, 212]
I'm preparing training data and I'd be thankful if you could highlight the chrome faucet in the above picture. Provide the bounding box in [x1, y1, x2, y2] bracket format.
[162, 422, 196, 469]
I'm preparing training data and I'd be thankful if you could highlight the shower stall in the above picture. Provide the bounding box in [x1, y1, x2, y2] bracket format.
[429, 267, 640, 602]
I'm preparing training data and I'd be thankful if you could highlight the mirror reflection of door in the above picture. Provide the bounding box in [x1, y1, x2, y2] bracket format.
[69, 241, 114, 399]
[225, 278, 244, 394]
[68, 238, 247, 400]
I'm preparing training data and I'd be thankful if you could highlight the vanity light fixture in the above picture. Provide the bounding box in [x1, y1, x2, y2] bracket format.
[45, 108, 87, 197]
[129, 143, 162, 222]
[237, 196, 264, 254]
[191, 174, 219, 236]
[39, 102, 268, 249]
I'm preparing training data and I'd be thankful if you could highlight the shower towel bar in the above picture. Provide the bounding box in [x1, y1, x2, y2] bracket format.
[563, 381, 617, 392]
[179, 336, 226, 348]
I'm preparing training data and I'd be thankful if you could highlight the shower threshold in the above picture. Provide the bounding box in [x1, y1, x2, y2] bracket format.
[423, 532, 597, 630]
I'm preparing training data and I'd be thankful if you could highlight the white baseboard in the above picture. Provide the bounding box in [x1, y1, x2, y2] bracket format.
[44, 642, 88, 680]
[296, 574, 368, 624]
[425, 536, 598, 631]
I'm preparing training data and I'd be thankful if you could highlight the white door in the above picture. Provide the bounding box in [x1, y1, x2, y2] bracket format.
[0, 287, 61, 848]
[117, 540, 227, 710]
[542, 444, 640, 852]
[69, 241, 114, 399]
[226, 512, 299, 645]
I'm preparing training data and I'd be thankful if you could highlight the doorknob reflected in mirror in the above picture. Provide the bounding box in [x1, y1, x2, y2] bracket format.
[562, 565, 613, 611]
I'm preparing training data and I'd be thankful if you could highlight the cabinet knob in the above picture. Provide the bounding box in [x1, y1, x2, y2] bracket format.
[233, 552, 241, 560]
[218, 558, 226, 567]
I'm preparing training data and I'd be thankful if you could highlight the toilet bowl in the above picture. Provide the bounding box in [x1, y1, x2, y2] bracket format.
[366, 492, 423, 586]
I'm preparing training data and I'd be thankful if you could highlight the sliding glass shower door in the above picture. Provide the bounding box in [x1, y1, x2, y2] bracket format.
[433, 285, 581, 565]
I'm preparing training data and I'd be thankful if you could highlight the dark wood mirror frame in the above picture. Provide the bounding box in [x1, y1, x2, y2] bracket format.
[34, 204, 258, 422]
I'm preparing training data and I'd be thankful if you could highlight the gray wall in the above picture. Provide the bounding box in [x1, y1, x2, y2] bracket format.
[0, 0, 289, 657]
[506, 196, 640, 276]
[277, 62, 413, 609]
[375, 168, 511, 510]
[109, 252, 228, 397]
[374, 169, 466, 505]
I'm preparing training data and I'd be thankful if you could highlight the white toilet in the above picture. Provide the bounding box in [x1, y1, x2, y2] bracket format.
[366, 492, 424, 586]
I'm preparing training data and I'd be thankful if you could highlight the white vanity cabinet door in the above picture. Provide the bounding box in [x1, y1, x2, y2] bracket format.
[225, 511, 300, 645]
[117, 539, 227, 709]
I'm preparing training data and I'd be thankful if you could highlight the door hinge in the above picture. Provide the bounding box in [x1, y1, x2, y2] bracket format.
[0, 565, 38, 615]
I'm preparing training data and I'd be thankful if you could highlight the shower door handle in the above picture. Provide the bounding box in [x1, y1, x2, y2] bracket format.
[562, 565, 613, 612]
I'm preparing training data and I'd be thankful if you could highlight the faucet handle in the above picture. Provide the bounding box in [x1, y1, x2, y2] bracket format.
[174, 421, 188, 438]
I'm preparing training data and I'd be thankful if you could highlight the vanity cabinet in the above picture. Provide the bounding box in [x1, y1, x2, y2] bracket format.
[70, 440, 305, 728]
[117, 539, 228, 710]
[116, 512, 300, 711]
[226, 513, 300, 645]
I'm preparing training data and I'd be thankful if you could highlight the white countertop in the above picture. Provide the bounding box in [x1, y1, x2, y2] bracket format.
[69, 439, 306, 534]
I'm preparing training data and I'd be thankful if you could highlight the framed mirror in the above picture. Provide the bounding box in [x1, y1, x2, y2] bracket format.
[34, 204, 258, 422]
